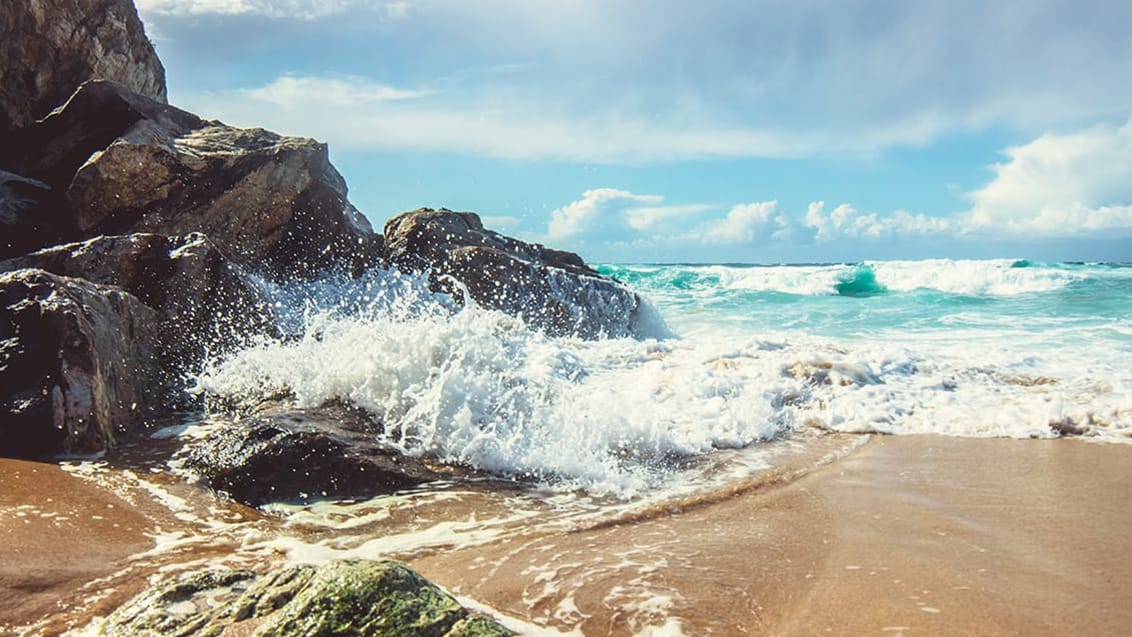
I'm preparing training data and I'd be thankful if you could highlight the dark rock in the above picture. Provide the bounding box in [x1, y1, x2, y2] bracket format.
[101, 560, 513, 637]
[7, 81, 380, 279]
[183, 405, 442, 507]
[0, 170, 68, 259]
[384, 208, 647, 338]
[0, 0, 166, 137]
[5, 79, 204, 191]
[0, 232, 276, 381]
[0, 268, 159, 457]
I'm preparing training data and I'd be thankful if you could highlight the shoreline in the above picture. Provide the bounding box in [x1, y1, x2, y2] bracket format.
[410, 435, 1132, 635]
[3, 435, 1131, 635]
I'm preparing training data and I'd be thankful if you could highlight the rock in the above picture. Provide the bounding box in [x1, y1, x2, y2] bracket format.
[0, 170, 68, 259]
[100, 560, 513, 636]
[0, 232, 276, 380]
[255, 560, 466, 636]
[384, 208, 646, 338]
[182, 405, 442, 507]
[100, 569, 258, 637]
[0, 0, 166, 136]
[5, 79, 204, 192]
[0, 268, 159, 457]
[7, 81, 380, 279]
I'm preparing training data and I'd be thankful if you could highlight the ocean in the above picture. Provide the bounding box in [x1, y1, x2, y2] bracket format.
[20, 258, 1132, 635]
[194, 257, 1132, 497]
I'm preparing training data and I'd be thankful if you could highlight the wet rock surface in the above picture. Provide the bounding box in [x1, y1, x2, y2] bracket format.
[385, 208, 645, 338]
[183, 405, 443, 507]
[101, 559, 513, 637]
[0, 0, 166, 135]
[6, 81, 380, 279]
[0, 232, 276, 380]
[0, 268, 159, 457]
[0, 170, 67, 259]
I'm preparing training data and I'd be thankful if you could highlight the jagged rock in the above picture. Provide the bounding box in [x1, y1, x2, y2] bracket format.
[0, 268, 159, 457]
[0, 232, 276, 381]
[0, 0, 166, 136]
[100, 560, 513, 637]
[0, 170, 68, 259]
[183, 405, 442, 507]
[384, 208, 646, 338]
[6, 81, 380, 279]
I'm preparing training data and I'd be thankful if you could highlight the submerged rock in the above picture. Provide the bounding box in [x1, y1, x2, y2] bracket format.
[0, 268, 159, 457]
[183, 405, 442, 507]
[100, 560, 513, 637]
[0, 0, 166, 136]
[0, 232, 276, 381]
[384, 208, 646, 338]
[7, 81, 380, 279]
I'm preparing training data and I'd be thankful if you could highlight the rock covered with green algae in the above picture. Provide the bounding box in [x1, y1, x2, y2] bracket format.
[100, 559, 513, 637]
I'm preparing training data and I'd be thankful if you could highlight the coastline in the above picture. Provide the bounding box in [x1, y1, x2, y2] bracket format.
[4, 434, 1131, 635]
[409, 434, 1132, 635]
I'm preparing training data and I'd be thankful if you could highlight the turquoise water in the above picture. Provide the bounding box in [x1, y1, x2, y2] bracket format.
[199, 258, 1132, 496]
[601, 259, 1132, 348]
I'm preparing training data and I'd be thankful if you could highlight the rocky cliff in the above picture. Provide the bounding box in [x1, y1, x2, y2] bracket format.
[0, 0, 166, 136]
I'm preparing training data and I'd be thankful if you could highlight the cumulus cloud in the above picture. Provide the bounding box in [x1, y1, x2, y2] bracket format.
[546, 189, 662, 241]
[804, 202, 952, 241]
[696, 202, 780, 245]
[965, 117, 1132, 236]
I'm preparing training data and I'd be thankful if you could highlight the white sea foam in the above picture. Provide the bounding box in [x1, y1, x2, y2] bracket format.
[866, 258, 1086, 296]
[647, 259, 1090, 297]
[709, 264, 857, 296]
[194, 263, 1132, 498]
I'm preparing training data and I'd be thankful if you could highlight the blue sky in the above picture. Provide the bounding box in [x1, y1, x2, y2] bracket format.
[136, 0, 1132, 263]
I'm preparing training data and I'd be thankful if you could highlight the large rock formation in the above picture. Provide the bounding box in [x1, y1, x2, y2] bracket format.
[385, 208, 646, 339]
[183, 405, 442, 507]
[6, 81, 381, 279]
[0, 0, 166, 136]
[0, 170, 66, 259]
[101, 560, 513, 636]
[0, 268, 159, 457]
[0, 233, 276, 379]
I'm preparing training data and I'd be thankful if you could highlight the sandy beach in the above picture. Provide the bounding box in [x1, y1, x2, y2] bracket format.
[411, 435, 1132, 635]
[0, 459, 154, 632]
[3, 434, 1131, 635]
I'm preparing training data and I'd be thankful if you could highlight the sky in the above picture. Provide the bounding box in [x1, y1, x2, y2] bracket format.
[135, 0, 1132, 263]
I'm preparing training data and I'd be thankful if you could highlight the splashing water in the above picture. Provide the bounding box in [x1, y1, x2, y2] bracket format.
[195, 260, 1132, 496]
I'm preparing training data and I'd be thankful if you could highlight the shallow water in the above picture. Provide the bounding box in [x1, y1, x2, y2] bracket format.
[197, 259, 1132, 496]
[8, 258, 1132, 634]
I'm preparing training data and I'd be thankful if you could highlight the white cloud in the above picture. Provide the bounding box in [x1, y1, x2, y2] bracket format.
[965, 118, 1132, 236]
[804, 202, 953, 241]
[137, 0, 411, 19]
[546, 188, 662, 241]
[234, 75, 431, 105]
[696, 202, 780, 245]
[624, 204, 714, 231]
[146, 1, 1132, 161]
[179, 74, 871, 161]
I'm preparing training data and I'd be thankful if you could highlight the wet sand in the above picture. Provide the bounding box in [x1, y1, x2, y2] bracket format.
[0, 459, 154, 633]
[3, 435, 1131, 635]
[411, 435, 1132, 635]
